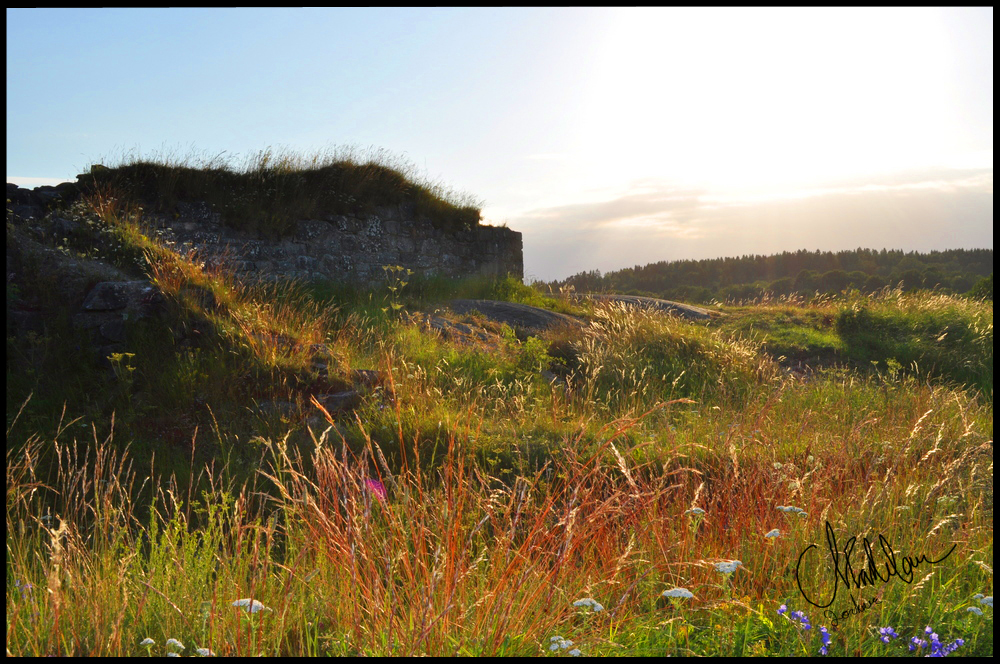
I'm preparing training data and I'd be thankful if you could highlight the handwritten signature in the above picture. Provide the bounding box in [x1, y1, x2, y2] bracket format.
[796, 521, 956, 609]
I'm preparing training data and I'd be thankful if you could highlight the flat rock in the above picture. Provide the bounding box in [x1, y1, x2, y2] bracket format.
[580, 294, 715, 320]
[448, 299, 585, 334]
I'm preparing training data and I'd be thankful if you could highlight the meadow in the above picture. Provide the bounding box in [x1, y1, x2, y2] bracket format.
[6, 176, 994, 657]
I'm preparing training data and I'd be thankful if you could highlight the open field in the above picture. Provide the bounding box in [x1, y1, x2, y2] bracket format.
[6, 186, 993, 657]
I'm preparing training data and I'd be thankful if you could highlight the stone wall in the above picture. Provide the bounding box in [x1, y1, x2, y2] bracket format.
[146, 201, 523, 285]
[7, 183, 523, 286]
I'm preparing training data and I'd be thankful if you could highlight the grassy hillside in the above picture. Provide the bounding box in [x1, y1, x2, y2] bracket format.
[6, 188, 994, 657]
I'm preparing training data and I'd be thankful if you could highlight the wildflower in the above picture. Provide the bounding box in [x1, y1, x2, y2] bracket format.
[196, 647, 216, 656]
[981, 596, 993, 607]
[777, 604, 787, 616]
[783, 608, 812, 631]
[662, 587, 695, 599]
[792, 610, 812, 630]
[714, 560, 742, 575]
[878, 626, 899, 643]
[140, 638, 155, 647]
[231, 598, 271, 614]
[764, 529, 780, 538]
[819, 626, 831, 656]
[14, 580, 33, 600]
[364, 478, 388, 504]
[967, 606, 983, 615]
[572, 597, 604, 612]
[568, 648, 582, 656]
[909, 636, 927, 652]
[684, 507, 705, 516]
[166, 638, 185, 651]
[549, 635, 574, 650]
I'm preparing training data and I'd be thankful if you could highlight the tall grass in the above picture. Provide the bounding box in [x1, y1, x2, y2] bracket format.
[7, 358, 993, 655]
[81, 146, 483, 237]
[836, 289, 993, 395]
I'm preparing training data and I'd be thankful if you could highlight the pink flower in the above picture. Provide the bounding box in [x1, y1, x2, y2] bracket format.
[364, 478, 388, 503]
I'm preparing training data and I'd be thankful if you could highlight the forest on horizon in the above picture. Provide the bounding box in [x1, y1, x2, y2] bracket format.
[546, 247, 994, 303]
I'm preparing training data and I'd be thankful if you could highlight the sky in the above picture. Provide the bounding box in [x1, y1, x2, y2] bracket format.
[6, 7, 993, 282]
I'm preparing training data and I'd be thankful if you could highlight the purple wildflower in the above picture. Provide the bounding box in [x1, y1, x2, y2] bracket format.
[777, 604, 787, 616]
[879, 626, 899, 644]
[364, 478, 388, 503]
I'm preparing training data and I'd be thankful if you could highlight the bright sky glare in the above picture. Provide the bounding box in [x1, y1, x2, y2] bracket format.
[6, 7, 993, 282]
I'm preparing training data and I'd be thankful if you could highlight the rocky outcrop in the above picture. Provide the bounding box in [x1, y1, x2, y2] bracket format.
[579, 294, 716, 320]
[448, 299, 586, 335]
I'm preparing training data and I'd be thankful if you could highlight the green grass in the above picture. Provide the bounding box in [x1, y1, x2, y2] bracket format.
[835, 291, 993, 396]
[6, 190, 994, 657]
[717, 303, 844, 364]
[714, 290, 993, 396]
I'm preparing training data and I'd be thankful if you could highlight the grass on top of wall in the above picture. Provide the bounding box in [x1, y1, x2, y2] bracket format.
[80, 146, 484, 237]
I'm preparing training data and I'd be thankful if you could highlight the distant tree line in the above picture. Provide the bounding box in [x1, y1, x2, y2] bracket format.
[545, 248, 993, 303]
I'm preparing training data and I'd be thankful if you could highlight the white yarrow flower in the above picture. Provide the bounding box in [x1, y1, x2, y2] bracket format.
[569, 648, 582, 656]
[684, 507, 706, 516]
[765, 529, 781, 538]
[714, 560, 742, 575]
[165, 638, 185, 650]
[981, 596, 993, 607]
[231, 598, 271, 614]
[140, 638, 155, 647]
[662, 587, 694, 599]
[967, 606, 984, 615]
[572, 597, 604, 612]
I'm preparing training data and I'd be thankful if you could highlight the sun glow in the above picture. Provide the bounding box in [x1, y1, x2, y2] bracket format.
[572, 8, 958, 194]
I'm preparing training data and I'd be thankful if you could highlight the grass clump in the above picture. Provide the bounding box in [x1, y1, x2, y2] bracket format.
[570, 301, 779, 414]
[835, 290, 993, 395]
[81, 146, 483, 237]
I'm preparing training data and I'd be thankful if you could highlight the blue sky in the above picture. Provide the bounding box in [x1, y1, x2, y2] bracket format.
[6, 7, 993, 282]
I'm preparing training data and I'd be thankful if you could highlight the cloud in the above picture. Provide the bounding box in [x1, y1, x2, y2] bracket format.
[516, 167, 993, 281]
[517, 185, 709, 231]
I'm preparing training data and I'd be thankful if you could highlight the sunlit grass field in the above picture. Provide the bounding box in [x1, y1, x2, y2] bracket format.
[6, 190, 993, 657]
